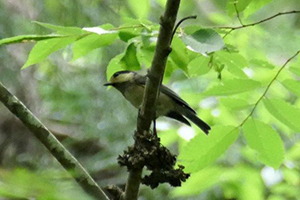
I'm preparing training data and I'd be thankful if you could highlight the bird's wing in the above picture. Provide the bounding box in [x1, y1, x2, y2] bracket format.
[134, 74, 196, 114]
[159, 85, 196, 114]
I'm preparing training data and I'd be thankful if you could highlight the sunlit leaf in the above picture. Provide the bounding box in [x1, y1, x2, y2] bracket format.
[289, 66, 300, 77]
[33, 21, 86, 35]
[250, 59, 275, 69]
[243, 118, 284, 168]
[281, 79, 300, 97]
[238, 166, 265, 200]
[271, 183, 300, 198]
[188, 56, 210, 77]
[158, 129, 179, 147]
[171, 166, 223, 197]
[282, 168, 300, 185]
[128, 0, 150, 19]
[263, 98, 300, 132]
[0, 35, 62, 46]
[227, 0, 252, 17]
[285, 142, 300, 161]
[219, 97, 251, 110]
[137, 45, 155, 67]
[178, 126, 238, 172]
[82, 26, 116, 35]
[243, 0, 273, 18]
[170, 37, 189, 73]
[215, 51, 248, 78]
[72, 32, 118, 60]
[119, 31, 139, 42]
[141, 28, 153, 47]
[183, 25, 203, 35]
[181, 29, 225, 55]
[204, 78, 261, 96]
[218, 166, 264, 200]
[120, 43, 140, 70]
[22, 36, 77, 69]
[106, 54, 124, 81]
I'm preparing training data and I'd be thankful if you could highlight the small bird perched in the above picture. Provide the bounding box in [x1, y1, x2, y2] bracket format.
[104, 70, 211, 134]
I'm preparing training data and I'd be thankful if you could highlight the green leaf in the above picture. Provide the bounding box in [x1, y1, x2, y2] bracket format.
[286, 141, 300, 161]
[219, 97, 251, 110]
[271, 183, 300, 198]
[141, 28, 152, 47]
[243, 119, 284, 168]
[120, 43, 140, 70]
[188, 56, 210, 77]
[119, 31, 139, 42]
[204, 78, 261, 96]
[171, 166, 223, 197]
[106, 54, 125, 81]
[22, 37, 77, 69]
[178, 126, 238, 172]
[33, 21, 86, 35]
[263, 98, 300, 132]
[137, 45, 155, 67]
[0, 35, 63, 46]
[227, 0, 252, 17]
[215, 51, 248, 78]
[158, 129, 179, 147]
[289, 66, 300, 77]
[237, 166, 265, 200]
[127, 0, 150, 19]
[170, 37, 189, 73]
[250, 59, 275, 69]
[72, 32, 117, 60]
[183, 25, 203, 35]
[243, 0, 273, 18]
[281, 79, 300, 97]
[181, 29, 225, 55]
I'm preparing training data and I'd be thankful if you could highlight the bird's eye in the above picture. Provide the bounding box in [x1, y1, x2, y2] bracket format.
[113, 72, 120, 78]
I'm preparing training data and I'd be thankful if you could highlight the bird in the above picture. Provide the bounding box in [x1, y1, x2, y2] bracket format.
[104, 70, 210, 134]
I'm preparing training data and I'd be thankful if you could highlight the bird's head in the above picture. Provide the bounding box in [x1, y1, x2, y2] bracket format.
[104, 70, 136, 87]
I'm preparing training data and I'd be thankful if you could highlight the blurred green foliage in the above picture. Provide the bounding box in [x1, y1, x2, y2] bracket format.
[1, 0, 300, 199]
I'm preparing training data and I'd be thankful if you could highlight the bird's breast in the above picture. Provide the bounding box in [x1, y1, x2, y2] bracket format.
[123, 84, 144, 108]
[122, 83, 175, 117]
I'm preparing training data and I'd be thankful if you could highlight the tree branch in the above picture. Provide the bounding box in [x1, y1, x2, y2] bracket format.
[0, 82, 109, 200]
[137, 0, 181, 132]
[122, 0, 181, 199]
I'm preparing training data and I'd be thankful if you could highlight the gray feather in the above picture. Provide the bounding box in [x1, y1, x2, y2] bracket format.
[181, 110, 211, 134]
[134, 74, 196, 114]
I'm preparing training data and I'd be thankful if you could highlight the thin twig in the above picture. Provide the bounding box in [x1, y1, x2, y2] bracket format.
[217, 10, 300, 37]
[218, 10, 300, 30]
[239, 50, 300, 127]
[170, 15, 197, 44]
[0, 82, 109, 200]
[234, 2, 244, 26]
[222, 29, 233, 39]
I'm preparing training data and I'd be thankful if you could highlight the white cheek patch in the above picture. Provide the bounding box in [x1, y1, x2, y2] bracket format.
[112, 73, 134, 83]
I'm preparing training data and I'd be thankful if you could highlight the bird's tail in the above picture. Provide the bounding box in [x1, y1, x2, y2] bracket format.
[183, 111, 211, 134]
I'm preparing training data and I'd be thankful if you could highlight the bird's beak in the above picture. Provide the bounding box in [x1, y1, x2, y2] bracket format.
[103, 82, 113, 86]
